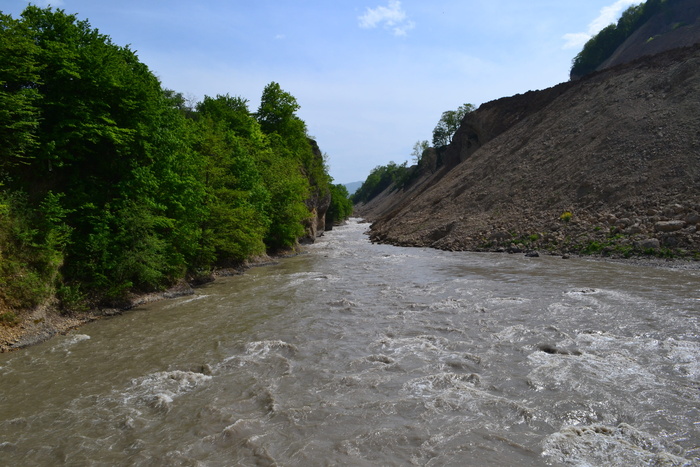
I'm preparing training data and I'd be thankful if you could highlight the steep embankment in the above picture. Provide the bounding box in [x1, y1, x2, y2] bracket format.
[598, 0, 700, 72]
[365, 44, 700, 257]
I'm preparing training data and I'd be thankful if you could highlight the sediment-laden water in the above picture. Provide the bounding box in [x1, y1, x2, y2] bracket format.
[0, 219, 698, 466]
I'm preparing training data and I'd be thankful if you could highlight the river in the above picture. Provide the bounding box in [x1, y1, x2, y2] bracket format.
[0, 219, 698, 466]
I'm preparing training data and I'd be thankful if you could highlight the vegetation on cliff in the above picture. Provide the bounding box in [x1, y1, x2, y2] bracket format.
[350, 162, 410, 205]
[570, 0, 678, 79]
[326, 184, 354, 227]
[351, 101, 474, 207]
[431, 104, 474, 148]
[0, 6, 351, 319]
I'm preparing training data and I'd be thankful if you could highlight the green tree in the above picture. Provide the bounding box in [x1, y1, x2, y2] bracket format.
[256, 82, 303, 139]
[192, 98, 271, 265]
[4, 6, 208, 300]
[326, 183, 353, 226]
[432, 103, 474, 147]
[570, 0, 666, 78]
[255, 82, 330, 248]
[351, 161, 409, 205]
[411, 140, 429, 165]
[261, 133, 312, 249]
[0, 13, 41, 168]
[0, 7, 336, 312]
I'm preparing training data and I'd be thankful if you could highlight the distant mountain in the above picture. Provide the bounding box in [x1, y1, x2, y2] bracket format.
[343, 181, 363, 195]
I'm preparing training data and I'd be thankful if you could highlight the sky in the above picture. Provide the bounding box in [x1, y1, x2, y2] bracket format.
[3, 0, 642, 183]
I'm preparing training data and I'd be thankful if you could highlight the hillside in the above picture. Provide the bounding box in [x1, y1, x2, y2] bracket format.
[359, 44, 700, 258]
[597, 0, 700, 72]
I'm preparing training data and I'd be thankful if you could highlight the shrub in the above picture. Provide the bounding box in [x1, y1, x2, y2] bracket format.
[0, 311, 20, 326]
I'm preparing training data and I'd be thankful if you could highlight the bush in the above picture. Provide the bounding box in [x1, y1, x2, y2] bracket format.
[0, 311, 20, 326]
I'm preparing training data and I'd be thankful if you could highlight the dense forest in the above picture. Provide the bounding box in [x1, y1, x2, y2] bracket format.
[570, 0, 677, 78]
[0, 6, 352, 320]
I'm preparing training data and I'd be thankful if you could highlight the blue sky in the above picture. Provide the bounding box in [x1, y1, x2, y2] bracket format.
[3, 0, 641, 183]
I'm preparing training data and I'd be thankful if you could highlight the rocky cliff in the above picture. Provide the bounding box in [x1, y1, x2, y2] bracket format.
[303, 138, 331, 242]
[361, 44, 700, 258]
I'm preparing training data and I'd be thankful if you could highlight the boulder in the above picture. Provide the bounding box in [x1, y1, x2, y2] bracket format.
[686, 212, 700, 225]
[654, 220, 686, 232]
[635, 238, 660, 250]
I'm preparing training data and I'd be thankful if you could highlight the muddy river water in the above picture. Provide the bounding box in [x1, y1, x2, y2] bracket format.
[1, 219, 698, 466]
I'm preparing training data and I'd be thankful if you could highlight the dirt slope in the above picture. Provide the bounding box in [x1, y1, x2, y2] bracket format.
[365, 45, 700, 258]
[598, 0, 700, 72]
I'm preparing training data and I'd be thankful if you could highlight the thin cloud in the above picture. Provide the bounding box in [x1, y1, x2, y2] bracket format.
[358, 0, 415, 37]
[563, 32, 594, 50]
[563, 0, 642, 49]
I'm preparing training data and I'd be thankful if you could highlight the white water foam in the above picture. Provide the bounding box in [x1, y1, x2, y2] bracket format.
[122, 370, 212, 411]
[543, 423, 692, 466]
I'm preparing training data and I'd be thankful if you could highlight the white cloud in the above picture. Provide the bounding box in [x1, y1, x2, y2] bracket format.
[562, 32, 593, 50]
[358, 0, 415, 37]
[562, 0, 642, 49]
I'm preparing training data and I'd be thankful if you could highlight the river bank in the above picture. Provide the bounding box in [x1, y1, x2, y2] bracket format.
[0, 252, 298, 353]
[3, 234, 698, 353]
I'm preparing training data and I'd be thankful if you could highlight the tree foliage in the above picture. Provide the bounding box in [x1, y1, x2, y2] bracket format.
[570, 0, 669, 78]
[432, 103, 474, 147]
[411, 140, 430, 165]
[0, 7, 334, 311]
[350, 162, 410, 205]
[326, 184, 354, 226]
[0, 13, 41, 168]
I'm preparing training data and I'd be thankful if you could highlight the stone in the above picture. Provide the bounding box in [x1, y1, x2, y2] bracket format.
[655, 220, 686, 232]
[635, 238, 660, 250]
[663, 204, 685, 216]
[490, 231, 511, 241]
[686, 213, 700, 225]
[625, 224, 644, 235]
[661, 235, 680, 248]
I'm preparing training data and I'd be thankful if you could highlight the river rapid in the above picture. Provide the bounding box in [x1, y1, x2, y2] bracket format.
[0, 219, 698, 466]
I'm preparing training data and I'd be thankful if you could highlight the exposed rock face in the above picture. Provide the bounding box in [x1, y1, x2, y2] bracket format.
[442, 83, 575, 169]
[362, 45, 700, 258]
[302, 138, 331, 243]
